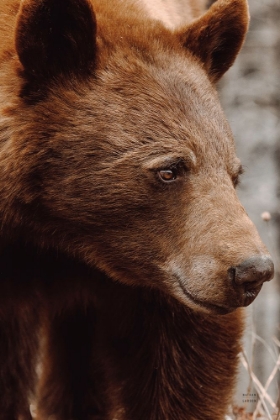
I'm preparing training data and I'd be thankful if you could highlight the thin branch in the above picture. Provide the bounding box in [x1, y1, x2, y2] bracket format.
[240, 351, 274, 420]
[254, 354, 280, 417]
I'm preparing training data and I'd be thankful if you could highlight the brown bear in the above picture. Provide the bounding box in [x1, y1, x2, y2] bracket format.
[0, 0, 274, 419]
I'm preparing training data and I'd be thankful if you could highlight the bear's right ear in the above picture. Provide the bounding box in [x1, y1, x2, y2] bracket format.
[177, 0, 249, 83]
[15, 0, 97, 80]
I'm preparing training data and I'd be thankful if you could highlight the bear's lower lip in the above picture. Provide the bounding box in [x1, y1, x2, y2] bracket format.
[177, 279, 234, 315]
[177, 280, 262, 313]
[243, 285, 262, 306]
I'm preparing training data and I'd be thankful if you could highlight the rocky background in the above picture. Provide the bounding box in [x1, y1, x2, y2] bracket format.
[216, 0, 280, 416]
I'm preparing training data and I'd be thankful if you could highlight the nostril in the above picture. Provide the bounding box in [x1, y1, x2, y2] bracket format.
[229, 255, 274, 287]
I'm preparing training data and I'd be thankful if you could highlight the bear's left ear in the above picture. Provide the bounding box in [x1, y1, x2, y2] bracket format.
[177, 0, 249, 83]
[15, 0, 97, 80]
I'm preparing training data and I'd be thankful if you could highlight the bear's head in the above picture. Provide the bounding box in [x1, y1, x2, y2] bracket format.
[1, 0, 273, 314]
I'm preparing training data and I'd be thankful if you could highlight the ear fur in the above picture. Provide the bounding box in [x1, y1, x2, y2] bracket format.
[15, 0, 97, 79]
[178, 0, 249, 82]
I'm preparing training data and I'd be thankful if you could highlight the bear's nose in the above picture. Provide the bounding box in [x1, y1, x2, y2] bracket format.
[229, 255, 274, 288]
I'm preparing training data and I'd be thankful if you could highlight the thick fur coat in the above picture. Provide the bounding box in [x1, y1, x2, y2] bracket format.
[0, 0, 273, 419]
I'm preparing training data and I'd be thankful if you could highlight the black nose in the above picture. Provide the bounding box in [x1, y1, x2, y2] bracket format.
[229, 255, 274, 287]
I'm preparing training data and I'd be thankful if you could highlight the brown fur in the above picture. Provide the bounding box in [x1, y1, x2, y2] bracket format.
[0, 0, 273, 419]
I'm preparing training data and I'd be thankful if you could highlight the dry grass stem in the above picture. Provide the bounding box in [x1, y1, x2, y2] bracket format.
[240, 351, 274, 420]
[254, 354, 280, 418]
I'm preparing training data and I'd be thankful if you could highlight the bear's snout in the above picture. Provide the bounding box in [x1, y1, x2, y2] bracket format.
[172, 249, 274, 313]
[228, 255, 274, 306]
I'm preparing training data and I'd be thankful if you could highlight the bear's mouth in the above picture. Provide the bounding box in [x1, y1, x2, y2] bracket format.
[242, 285, 262, 306]
[177, 278, 234, 315]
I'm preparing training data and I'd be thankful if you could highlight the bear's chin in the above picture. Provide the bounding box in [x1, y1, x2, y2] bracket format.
[179, 291, 238, 315]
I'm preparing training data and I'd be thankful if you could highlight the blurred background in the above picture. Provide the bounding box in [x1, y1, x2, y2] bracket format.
[215, 0, 280, 416]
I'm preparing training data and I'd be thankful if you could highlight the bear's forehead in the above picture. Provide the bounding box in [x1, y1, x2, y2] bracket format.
[89, 50, 235, 163]
[95, 43, 226, 125]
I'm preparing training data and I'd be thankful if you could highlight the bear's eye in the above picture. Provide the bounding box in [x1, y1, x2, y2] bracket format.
[158, 168, 177, 183]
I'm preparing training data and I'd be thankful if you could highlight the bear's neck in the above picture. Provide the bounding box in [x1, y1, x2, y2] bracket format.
[92, 277, 244, 420]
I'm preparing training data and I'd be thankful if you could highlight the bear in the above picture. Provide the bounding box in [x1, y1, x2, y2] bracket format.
[0, 0, 274, 419]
